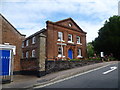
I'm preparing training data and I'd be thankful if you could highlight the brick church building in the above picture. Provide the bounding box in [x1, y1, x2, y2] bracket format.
[21, 18, 87, 75]
[46, 18, 87, 60]
[21, 18, 87, 62]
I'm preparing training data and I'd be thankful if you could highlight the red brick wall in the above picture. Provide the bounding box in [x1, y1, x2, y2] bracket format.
[20, 59, 38, 71]
[0, 15, 25, 72]
[46, 19, 87, 61]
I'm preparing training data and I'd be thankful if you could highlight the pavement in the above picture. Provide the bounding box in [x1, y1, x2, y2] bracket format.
[40, 62, 119, 88]
[2, 61, 119, 89]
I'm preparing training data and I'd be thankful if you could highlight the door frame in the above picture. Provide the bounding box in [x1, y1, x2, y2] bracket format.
[68, 49, 73, 59]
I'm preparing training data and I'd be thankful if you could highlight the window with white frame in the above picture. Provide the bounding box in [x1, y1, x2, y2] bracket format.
[58, 46, 63, 57]
[26, 51, 29, 58]
[77, 49, 82, 56]
[22, 42, 24, 48]
[26, 40, 29, 46]
[32, 36, 36, 44]
[32, 50, 35, 57]
[58, 32, 63, 41]
[68, 34, 72, 42]
[77, 36, 81, 44]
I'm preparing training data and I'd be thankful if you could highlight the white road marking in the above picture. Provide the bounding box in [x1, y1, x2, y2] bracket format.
[103, 66, 117, 75]
[34, 64, 110, 88]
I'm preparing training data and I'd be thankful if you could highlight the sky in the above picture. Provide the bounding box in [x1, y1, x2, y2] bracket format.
[1, 0, 119, 42]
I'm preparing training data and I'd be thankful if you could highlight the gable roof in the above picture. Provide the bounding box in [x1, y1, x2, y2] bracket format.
[0, 14, 26, 36]
[47, 18, 87, 34]
[55, 17, 72, 23]
[25, 28, 46, 40]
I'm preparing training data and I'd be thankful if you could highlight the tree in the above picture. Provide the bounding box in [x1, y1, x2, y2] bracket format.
[92, 15, 120, 60]
[87, 42, 94, 57]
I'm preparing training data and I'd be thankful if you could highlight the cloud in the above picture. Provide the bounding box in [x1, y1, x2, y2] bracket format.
[75, 20, 102, 42]
[1, 0, 119, 42]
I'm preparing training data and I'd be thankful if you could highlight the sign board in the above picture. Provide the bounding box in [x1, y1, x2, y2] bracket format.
[100, 52, 104, 57]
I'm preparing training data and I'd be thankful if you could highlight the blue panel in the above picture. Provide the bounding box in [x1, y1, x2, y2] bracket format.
[0, 50, 10, 76]
[68, 49, 73, 59]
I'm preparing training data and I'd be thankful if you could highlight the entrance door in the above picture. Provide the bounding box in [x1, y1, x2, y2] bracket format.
[0, 50, 11, 76]
[68, 49, 73, 59]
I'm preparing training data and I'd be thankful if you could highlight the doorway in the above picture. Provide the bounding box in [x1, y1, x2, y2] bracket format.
[68, 49, 73, 59]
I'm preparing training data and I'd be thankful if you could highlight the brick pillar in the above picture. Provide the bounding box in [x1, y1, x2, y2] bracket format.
[37, 33, 46, 77]
[74, 46, 77, 59]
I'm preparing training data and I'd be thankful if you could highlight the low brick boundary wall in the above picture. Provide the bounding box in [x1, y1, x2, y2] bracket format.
[21, 59, 39, 71]
[46, 60, 102, 74]
[20, 59, 102, 76]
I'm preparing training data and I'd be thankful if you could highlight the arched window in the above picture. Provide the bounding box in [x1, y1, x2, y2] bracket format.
[26, 51, 29, 58]
[58, 46, 63, 57]
[32, 50, 35, 57]
[26, 40, 29, 46]
[77, 48, 81, 56]
[77, 48, 83, 58]
[32, 36, 36, 44]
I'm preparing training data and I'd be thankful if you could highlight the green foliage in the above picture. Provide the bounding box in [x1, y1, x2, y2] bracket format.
[87, 42, 94, 57]
[108, 57, 116, 61]
[92, 15, 120, 59]
[69, 59, 82, 61]
[87, 57, 101, 61]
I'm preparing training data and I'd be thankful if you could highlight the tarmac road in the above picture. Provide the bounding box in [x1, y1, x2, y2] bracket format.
[35, 62, 119, 88]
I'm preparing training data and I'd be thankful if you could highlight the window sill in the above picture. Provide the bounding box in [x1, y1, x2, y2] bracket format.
[57, 54, 65, 58]
[77, 43, 82, 45]
[77, 55, 83, 58]
[68, 41, 74, 44]
[57, 39, 65, 42]
[32, 43, 35, 44]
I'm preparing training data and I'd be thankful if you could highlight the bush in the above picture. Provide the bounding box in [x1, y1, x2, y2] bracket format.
[69, 59, 82, 61]
[107, 56, 116, 61]
[87, 57, 101, 61]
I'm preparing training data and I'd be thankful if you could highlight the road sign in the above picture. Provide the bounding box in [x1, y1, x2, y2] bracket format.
[100, 52, 104, 57]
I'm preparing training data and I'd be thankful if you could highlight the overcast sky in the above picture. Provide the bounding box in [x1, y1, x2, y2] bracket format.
[1, 0, 119, 42]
